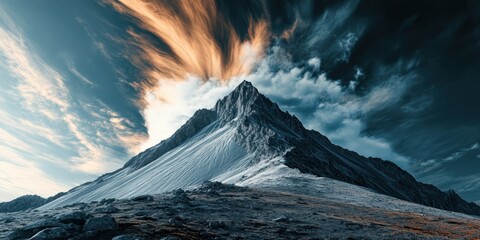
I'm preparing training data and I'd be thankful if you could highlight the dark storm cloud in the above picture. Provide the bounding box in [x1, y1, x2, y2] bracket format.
[260, 0, 480, 200]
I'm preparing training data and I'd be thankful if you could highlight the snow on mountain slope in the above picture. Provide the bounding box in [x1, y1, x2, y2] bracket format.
[41, 122, 256, 208]
[237, 166, 478, 219]
[41, 81, 480, 217]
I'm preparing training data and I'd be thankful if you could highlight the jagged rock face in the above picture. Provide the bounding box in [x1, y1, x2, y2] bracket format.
[40, 80, 480, 216]
[218, 81, 480, 215]
[219, 82, 480, 215]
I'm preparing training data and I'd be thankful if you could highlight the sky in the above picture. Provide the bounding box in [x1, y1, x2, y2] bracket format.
[0, 0, 479, 203]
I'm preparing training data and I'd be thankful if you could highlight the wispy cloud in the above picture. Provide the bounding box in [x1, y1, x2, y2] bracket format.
[76, 16, 114, 63]
[0, 10, 102, 171]
[417, 142, 480, 174]
[0, 28, 68, 114]
[0, 6, 146, 201]
[67, 63, 95, 86]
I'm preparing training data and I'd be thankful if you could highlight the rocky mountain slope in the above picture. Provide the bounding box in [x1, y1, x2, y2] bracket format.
[0, 195, 45, 213]
[0, 193, 65, 213]
[40, 81, 480, 216]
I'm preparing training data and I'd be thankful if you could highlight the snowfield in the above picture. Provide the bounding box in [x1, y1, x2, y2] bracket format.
[41, 122, 255, 209]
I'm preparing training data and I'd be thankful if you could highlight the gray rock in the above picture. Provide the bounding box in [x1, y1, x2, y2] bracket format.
[95, 205, 119, 214]
[29, 227, 69, 240]
[24, 219, 62, 230]
[61, 223, 82, 234]
[83, 216, 118, 232]
[55, 211, 90, 224]
[196, 181, 241, 193]
[7, 219, 62, 240]
[67, 231, 96, 240]
[112, 234, 145, 240]
[171, 189, 190, 202]
[99, 198, 115, 205]
[132, 195, 154, 202]
[76, 203, 87, 210]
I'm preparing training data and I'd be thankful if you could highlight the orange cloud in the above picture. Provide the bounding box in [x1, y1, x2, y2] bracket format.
[106, 0, 269, 93]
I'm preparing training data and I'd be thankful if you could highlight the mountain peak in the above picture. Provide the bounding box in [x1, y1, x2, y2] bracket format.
[214, 80, 263, 121]
[231, 80, 259, 99]
[237, 80, 254, 88]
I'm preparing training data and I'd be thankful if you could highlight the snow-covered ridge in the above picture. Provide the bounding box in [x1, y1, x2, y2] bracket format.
[41, 81, 480, 216]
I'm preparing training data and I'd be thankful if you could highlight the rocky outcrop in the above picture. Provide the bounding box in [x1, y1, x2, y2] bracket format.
[5, 210, 119, 240]
[0, 192, 66, 213]
[0, 195, 45, 213]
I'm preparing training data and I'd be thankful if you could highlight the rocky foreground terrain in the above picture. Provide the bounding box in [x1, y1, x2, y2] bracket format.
[1, 182, 480, 240]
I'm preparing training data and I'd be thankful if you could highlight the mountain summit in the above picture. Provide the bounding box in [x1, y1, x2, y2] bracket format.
[41, 81, 480, 215]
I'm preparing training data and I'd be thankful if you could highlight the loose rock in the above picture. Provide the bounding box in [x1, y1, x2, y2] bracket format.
[132, 195, 154, 202]
[83, 216, 118, 232]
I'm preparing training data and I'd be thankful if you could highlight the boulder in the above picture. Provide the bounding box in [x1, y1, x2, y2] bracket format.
[83, 216, 118, 232]
[55, 211, 90, 225]
[8, 219, 62, 240]
[29, 227, 69, 240]
[24, 219, 62, 230]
